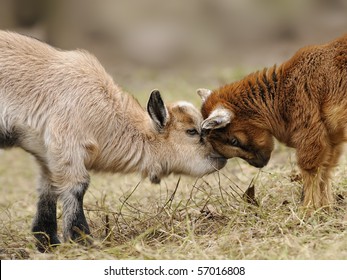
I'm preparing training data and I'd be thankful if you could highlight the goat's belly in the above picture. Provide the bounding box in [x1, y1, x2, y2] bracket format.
[0, 123, 46, 163]
[0, 128, 20, 149]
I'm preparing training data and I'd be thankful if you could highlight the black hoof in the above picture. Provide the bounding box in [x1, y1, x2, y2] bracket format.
[70, 226, 93, 247]
[34, 232, 61, 253]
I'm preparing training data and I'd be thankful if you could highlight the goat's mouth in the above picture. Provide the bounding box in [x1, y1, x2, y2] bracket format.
[244, 152, 270, 168]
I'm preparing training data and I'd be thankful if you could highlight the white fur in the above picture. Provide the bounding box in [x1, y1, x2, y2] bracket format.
[197, 88, 212, 103]
[201, 107, 234, 130]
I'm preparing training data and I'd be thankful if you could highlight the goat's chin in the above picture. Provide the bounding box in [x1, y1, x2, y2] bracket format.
[147, 157, 228, 183]
[183, 158, 228, 177]
[149, 174, 161, 184]
[210, 156, 228, 171]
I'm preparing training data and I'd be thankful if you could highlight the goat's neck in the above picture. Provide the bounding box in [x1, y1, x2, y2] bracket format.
[231, 65, 288, 142]
[94, 90, 166, 179]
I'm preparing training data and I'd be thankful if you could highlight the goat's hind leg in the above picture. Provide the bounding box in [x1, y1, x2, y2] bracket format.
[32, 173, 60, 252]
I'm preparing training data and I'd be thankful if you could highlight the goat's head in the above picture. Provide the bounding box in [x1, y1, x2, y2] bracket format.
[197, 88, 274, 168]
[146, 90, 227, 183]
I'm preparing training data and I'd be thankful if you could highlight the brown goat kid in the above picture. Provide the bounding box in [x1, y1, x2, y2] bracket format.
[0, 31, 226, 252]
[198, 34, 347, 212]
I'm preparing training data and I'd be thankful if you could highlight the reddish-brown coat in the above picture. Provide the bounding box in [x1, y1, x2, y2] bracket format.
[201, 34, 347, 210]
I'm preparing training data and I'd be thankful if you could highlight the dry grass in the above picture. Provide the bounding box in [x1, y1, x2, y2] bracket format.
[1, 143, 346, 260]
[0, 68, 346, 260]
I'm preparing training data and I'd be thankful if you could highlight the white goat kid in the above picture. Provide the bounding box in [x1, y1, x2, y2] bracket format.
[0, 31, 226, 251]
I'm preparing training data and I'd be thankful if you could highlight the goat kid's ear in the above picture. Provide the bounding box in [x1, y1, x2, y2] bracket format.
[201, 107, 234, 130]
[197, 88, 212, 103]
[147, 89, 169, 131]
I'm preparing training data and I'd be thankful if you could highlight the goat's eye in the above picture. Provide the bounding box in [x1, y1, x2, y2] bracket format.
[229, 137, 240, 147]
[186, 129, 199, 136]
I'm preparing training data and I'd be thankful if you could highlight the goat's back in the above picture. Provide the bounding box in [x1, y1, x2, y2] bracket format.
[0, 31, 122, 132]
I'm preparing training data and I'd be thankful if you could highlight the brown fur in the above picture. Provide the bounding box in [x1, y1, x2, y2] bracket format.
[200, 34, 347, 211]
[0, 30, 226, 251]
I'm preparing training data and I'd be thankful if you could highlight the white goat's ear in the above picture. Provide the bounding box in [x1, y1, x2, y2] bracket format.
[201, 108, 234, 130]
[197, 88, 212, 103]
[147, 89, 169, 131]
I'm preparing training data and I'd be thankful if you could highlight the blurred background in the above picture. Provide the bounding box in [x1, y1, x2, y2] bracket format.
[1, 1, 347, 259]
[0, 0, 347, 104]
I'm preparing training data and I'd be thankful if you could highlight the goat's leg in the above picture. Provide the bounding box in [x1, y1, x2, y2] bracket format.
[301, 168, 325, 210]
[318, 143, 343, 208]
[296, 130, 329, 211]
[60, 181, 92, 244]
[32, 173, 60, 252]
[46, 136, 92, 244]
[299, 142, 341, 211]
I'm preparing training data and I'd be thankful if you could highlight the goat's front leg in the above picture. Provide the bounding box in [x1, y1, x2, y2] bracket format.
[296, 131, 331, 211]
[318, 142, 343, 207]
[60, 181, 92, 244]
[47, 137, 92, 245]
[32, 173, 60, 252]
[300, 168, 328, 210]
[298, 140, 340, 211]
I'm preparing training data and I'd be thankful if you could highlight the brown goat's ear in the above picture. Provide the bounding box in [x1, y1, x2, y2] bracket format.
[147, 89, 169, 131]
[197, 88, 212, 103]
[201, 107, 233, 130]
